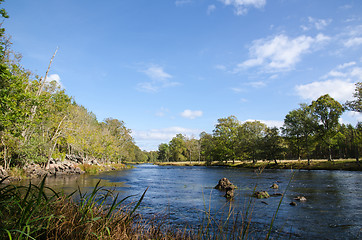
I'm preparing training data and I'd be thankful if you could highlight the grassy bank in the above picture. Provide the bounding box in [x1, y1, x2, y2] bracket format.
[0, 176, 277, 240]
[76, 163, 134, 174]
[0, 177, 191, 240]
[155, 159, 362, 171]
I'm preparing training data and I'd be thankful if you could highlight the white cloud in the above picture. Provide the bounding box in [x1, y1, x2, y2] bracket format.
[344, 37, 362, 47]
[243, 119, 284, 128]
[46, 74, 63, 88]
[155, 107, 169, 117]
[346, 111, 362, 122]
[306, 62, 362, 102]
[207, 5, 216, 14]
[180, 109, 203, 119]
[337, 61, 356, 69]
[246, 81, 266, 88]
[231, 87, 245, 93]
[137, 65, 180, 93]
[143, 66, 172, 81]
[132, 127, 202, 151]
[339, 25, 362, 48]
[308, 17, 332, 30]
[322, 61, 362, 81]
[215, 64, 227, 70]
[295, 79, 355, 102]
[219, 0, 266, 15]
[236, 34, 330, 72]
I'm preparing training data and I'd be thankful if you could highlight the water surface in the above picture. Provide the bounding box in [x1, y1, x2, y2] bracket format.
[21, 164, 362, 239]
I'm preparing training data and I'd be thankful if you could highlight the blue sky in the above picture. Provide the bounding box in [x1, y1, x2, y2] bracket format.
[3, 0, 362, 151]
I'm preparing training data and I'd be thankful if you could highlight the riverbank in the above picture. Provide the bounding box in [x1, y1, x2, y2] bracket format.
[0, 155, 132, 183]
[155, 159, 362, 171]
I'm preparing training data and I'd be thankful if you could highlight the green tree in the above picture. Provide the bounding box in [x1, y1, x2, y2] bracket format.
[212, 115, 240, 163]
[240, 121, 267, 163]
[185, 137, 199, 164]
[311, 94, 344, 161]
[282, 104, 317, 164]
[199, 131, 214, 165]
[345, 82, 362, 113]
[263, 127, 284, 164]
[157, 143, 170, 162]
[169, 134, 187, 161]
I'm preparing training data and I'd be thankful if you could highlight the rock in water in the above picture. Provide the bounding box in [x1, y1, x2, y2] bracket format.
[294, 196, 307, 201]
[252, 191, 270, 199]
[224, 186, 234, 199]
[215, 177, 235, 190]
[215, 178, 236, 199]
[270, 183, 279, 189]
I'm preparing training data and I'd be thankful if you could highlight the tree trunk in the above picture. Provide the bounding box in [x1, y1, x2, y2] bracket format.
[22, 49, 58, 142]
[46, 141, 58, 169]
[305, 135, 311, 166]
[328, 146, 332, 161]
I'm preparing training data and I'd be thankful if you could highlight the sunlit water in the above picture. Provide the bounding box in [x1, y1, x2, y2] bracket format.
[19, 164, 361, 239]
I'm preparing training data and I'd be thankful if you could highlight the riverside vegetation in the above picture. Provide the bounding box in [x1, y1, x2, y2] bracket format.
[0, 1, 361, 239]
[0, 1, 361, 179]
[0, 171, 297, 240]
[0, 2, 147, 181]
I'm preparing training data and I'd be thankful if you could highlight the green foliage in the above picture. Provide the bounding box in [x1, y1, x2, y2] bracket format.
[169, 134, 187, 161]
[345, 82, 362, 113]
[0, 7, 140, 169]
[157, 94, 359, 163]
[311, 94, 344, 160]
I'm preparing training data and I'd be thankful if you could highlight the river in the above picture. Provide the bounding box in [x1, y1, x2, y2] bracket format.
[21, 164, 361, 239]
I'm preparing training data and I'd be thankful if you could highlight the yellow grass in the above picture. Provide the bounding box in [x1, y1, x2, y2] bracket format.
[155, 159, 361, 171]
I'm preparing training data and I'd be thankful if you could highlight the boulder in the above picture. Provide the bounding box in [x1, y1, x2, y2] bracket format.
[290, 201, 297, 206]
[215, 178, 236, 199]
[252, 191, 270, 199]
[224, 186, 235, 199]
[215, 178, 236, 190]
[270, 183, 279, 189]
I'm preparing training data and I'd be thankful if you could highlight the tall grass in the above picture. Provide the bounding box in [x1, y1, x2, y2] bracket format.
[0, 171, 295, 240]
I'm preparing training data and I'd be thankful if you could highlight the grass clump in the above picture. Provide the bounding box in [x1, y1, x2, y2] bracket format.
[0, 171, 297, 240]
[77, 163, 106, 174]
[0, 176, 159, 240]
[77, 163, 132, 174]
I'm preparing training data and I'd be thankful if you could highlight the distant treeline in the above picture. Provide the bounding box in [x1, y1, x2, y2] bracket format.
[154, 87, 361, 165]
[0, 6, 147, 170]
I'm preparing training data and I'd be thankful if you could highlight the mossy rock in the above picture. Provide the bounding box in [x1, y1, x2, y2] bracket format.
[252, 191, 270, 199]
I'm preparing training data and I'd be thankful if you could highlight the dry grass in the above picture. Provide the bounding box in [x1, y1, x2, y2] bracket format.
[155, 159, 361, 171]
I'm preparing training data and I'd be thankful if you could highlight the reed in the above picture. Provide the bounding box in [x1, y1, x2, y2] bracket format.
[0, 170, 295, 240]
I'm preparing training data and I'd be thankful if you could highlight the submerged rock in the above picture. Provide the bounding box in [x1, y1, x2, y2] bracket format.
[252, 191, 270, 199]
[294, 196, 307, 201]
[290, 201, 297, 206]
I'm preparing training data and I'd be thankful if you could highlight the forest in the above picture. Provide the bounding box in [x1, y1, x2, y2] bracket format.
[155, 89, 362, 165]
